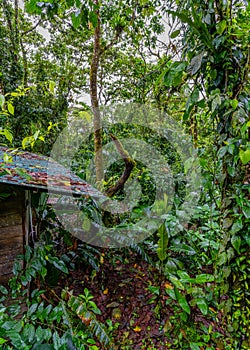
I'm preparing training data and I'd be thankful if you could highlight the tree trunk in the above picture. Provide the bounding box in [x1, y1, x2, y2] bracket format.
[90, 1, 103, 183]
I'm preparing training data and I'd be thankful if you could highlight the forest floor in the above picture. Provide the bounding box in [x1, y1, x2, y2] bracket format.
[54, 251, 229, 349]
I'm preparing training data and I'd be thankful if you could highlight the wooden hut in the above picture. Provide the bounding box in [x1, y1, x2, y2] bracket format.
[0, 146, 100, 284]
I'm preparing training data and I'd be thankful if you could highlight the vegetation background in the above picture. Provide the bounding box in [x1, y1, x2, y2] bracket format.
[0, 0, 249, 349]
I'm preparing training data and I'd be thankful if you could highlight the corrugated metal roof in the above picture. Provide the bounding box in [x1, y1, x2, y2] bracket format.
[0, 147, 100, 198]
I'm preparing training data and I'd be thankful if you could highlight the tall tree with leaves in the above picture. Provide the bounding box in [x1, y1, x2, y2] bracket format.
[25, 0, 164, 189]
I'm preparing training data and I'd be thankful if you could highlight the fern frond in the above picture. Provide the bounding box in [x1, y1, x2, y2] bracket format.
[129, 243, 152, 263]
[89, 317, 111, 348]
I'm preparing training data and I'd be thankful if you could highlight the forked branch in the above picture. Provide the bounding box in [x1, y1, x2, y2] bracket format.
[105, 133, 136, 198]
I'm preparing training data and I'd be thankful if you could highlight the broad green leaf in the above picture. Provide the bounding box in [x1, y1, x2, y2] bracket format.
[148, 285, 160, 295]
[49, 80, 56, 93]
[196, 298, 208, 315]
[36, 325, 46, 343]
[244, 233, 250, 245]
[27, 303, 38, 317]
[227, 165, 235, 177]
[164, 62, 186, 87]
[195, 274, 214, 283]
[228, 143, 235, 155]
[7, 102, 14, 115]
[231, 221, 243, 234]
[156, 224, 168, 262]
[239, 149, 250, 165]
[33, 130, 40, 140]
[164, 258, 178, 273]
[165, 287, 176, 300]
[190, 342, 200, 350]
[0, 285, 8, 294]
[41, 266, 47, 279]
[169, 276, 185, 290]
[231, 99, 238, 109]
[203, 13, 211, 24]
[217, 251, 227, 266]
[186, 88, 200, 112]
[71, 11, 81, 28]
[2, 320, 22, 332]
[5, 330, 23, 348]
[79, 111, 92, 122]
[190, 88, 199, 104]
[23, 324, 35, 343]
[0, 338, 7, 345]
[211, 94, 221, 112]
[177, 270, 193, 283]
[170, 29, 180, 38]
[89, 11, 98, 28]
[25, 0, 42, 14]
[66, 0, 74, 7]
[0, 94, 5, 108]
[223, 217, 233, 229]
[242, 207, 250, 219]
[50, 257, 68, 274]
[38, 327, 51, 343]
[174, 287, 190, 314]
[4, 129, 13, 143]
[217, 146, 227, 158]
[22, 136, 32, 149]
[3, 153, 12, 163]
[231, 235, 241, 253]
[216, 20, 227, 34]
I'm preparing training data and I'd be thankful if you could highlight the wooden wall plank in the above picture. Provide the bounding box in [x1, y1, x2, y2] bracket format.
[0, 225, 24, 240]
[0, 213, 22, 227]
[0, 185, 25, 284]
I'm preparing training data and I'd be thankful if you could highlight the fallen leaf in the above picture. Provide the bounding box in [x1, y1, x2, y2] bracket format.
[133, 326, 142, 332]
[112, 308, 121, 319]
[106, 302, 120, 308]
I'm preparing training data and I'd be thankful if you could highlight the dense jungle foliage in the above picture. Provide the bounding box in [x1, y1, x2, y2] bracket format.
[0, 0, 249, 349]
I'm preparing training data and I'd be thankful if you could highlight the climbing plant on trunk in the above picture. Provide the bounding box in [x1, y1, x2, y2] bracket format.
[162, 1, 249, 346]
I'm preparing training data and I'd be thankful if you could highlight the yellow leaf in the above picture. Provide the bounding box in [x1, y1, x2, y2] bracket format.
[112, 308, 121, 319]
[100, 256, 104, 264]
[103, 288, 108, 295]
[164, 320, 172, 333]
[165, 282, 174, 289]
[133, 326, 141, 332]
